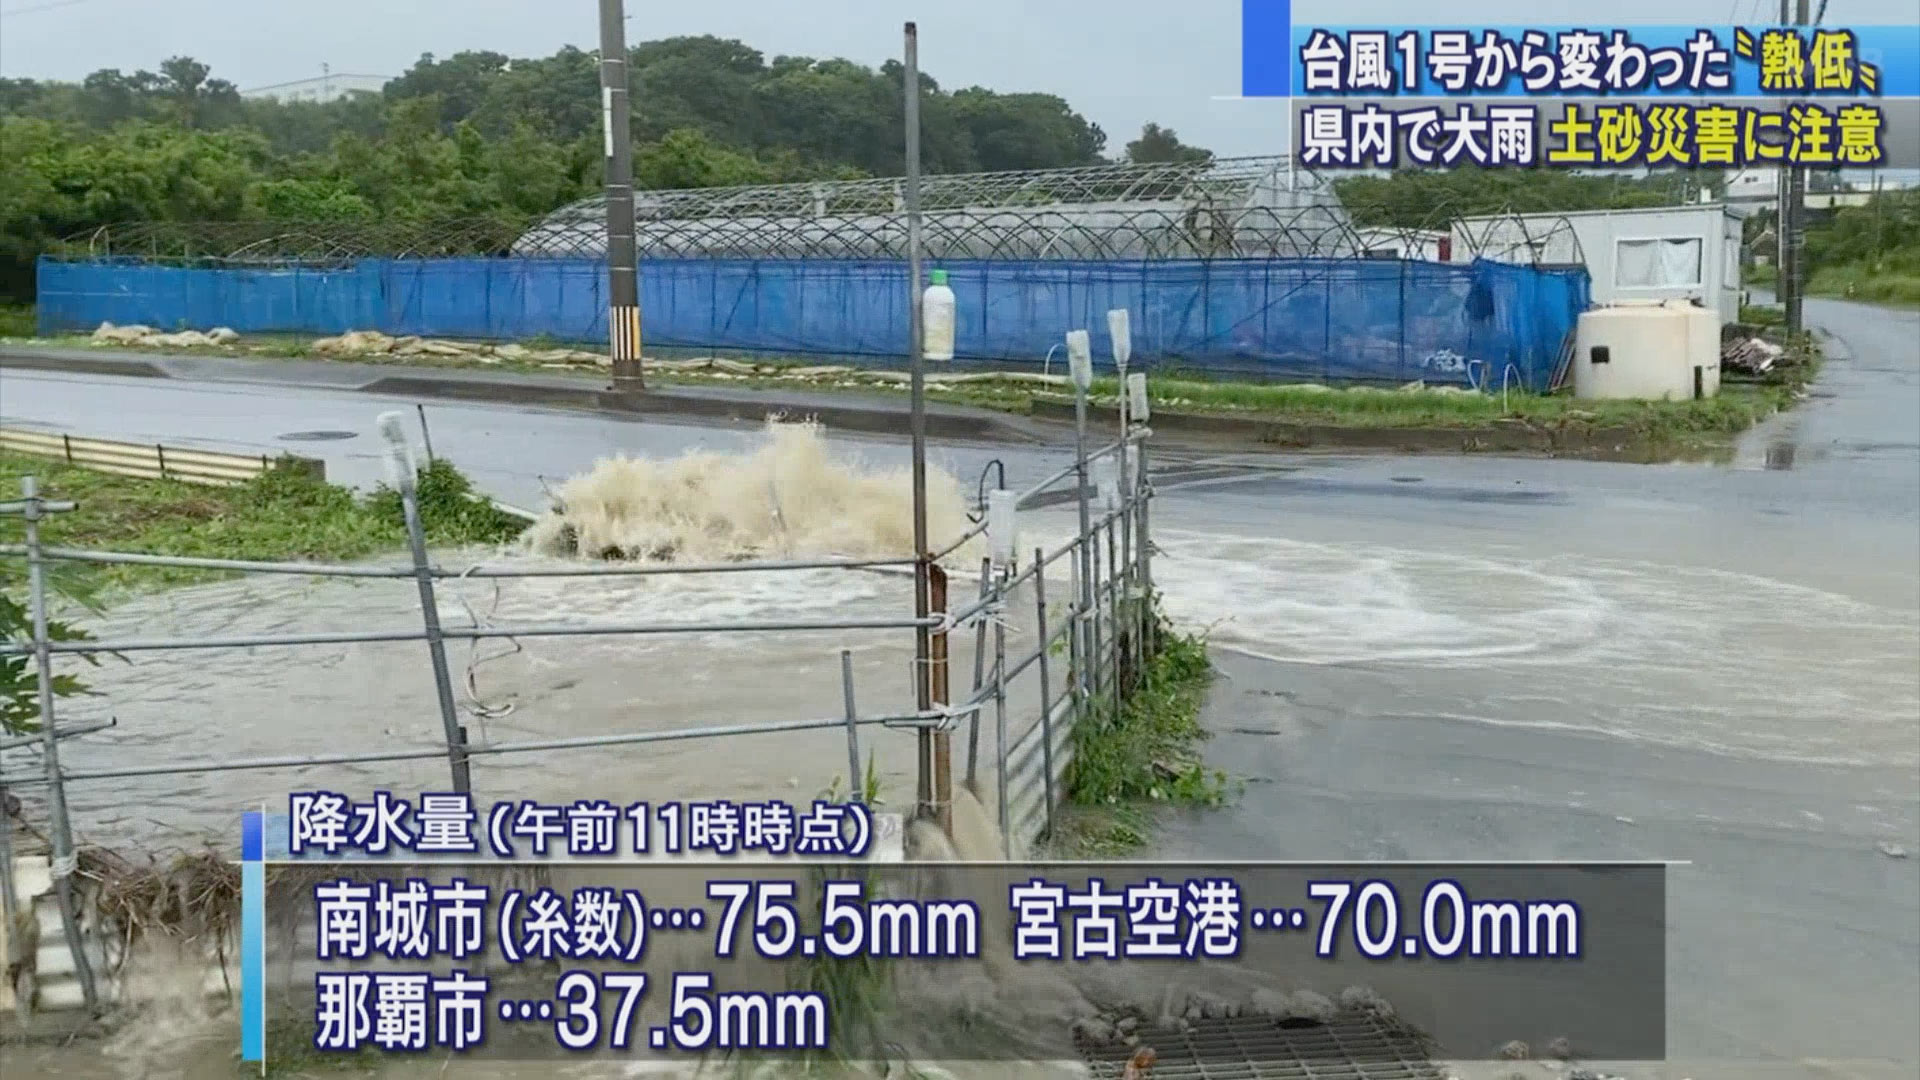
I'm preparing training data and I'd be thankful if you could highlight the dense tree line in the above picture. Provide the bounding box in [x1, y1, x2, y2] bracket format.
[15, 33, 1882, 308]
[0, 36, 1128, 299]
[1331, 166, 1717, 230]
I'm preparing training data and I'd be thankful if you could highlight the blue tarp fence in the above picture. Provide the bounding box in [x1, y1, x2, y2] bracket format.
[35, 255, 1590, 390]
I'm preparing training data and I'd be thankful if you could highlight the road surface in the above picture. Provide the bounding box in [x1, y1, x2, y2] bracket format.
[1, 295, 1915, 1077]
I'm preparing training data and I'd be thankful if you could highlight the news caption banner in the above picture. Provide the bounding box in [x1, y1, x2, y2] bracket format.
[1238, 9, 1920, 170]
[239, 792, 1666, 1067]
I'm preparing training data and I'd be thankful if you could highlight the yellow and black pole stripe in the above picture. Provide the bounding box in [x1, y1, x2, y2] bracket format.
[609, 303, 642, 367]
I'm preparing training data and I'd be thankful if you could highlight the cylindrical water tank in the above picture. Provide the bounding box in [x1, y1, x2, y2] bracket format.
[1572, 300, 1722, 401]
[922, 269, 955, 361]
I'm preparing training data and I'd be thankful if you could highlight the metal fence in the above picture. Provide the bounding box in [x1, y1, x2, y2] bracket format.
[0, 381, 1157, 1015]
[58, 205, 1580, 264]
[0, 427, 325, 487]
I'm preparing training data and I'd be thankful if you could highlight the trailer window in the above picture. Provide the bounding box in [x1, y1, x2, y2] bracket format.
[1615, 237, 1704, 288]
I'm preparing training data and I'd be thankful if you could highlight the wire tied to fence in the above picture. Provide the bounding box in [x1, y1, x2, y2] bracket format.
[50, 852, 78, 879]
[935, 592, 1014, 638]
[444, 563, 522, 732]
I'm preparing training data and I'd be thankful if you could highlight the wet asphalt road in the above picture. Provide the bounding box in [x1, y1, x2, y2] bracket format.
[1151, 296, 1920, 1074]
[1, 295, 1916, 1075]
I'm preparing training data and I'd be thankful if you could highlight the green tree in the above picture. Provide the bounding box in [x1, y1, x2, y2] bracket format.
[1124, 123, 1212, 165]
[1, 38, 1167, 300]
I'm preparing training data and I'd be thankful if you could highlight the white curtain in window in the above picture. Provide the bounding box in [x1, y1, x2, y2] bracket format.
[1616, 238, 1703, 287]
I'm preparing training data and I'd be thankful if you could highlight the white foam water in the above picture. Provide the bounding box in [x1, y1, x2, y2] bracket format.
[522, 418, 979, 565]
[1146, 527, 1920, 769]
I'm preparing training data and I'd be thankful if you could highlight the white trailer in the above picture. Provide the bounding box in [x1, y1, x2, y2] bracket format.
[1452, 204, 1745, 325]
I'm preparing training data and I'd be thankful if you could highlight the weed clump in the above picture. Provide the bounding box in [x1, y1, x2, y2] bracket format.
[0, 451, 526, 596]
[1058, 609, 1227, 854]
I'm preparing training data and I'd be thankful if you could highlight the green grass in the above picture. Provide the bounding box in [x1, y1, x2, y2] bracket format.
[5, 324, 1814, 452]
[1806, 264, 1920, 308]
[1053, 609, 1229, 856]
[1744, 259, 1920, 308]
[921, 371, 1803, 445]
[0, 451, 526, 597]
[0, 303, 35, 338]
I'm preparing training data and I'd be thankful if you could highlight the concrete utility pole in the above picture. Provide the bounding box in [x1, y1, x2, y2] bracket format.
[598, 0, 643, 389]
[1784, 0, 1811, 334]
[902, 21, 936, 824]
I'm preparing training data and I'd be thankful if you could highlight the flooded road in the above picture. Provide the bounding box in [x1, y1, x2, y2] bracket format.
[2, 295, 1917, 1077]
[1151, 296, 1920, 1074]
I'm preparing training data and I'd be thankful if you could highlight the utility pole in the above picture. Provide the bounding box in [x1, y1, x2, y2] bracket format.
[598, 0, 644, 389]
[1785, 0, 1809, 333]
[1775, 0, 1792, 315]
[902, 21, 936, 825]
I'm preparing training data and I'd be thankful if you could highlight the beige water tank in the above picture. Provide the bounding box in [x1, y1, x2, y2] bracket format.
[1573, 299, 1721, 401]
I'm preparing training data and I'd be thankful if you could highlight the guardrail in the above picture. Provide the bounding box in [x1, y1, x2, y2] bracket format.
[0, 427, 324, 486]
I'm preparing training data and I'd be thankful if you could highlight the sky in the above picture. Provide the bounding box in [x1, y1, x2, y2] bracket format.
[2, 0, 1916, 159]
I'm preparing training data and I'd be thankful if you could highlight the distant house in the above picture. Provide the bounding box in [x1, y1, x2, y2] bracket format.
[1354, 227, 1452, 262]
[240, 74, 389, 105]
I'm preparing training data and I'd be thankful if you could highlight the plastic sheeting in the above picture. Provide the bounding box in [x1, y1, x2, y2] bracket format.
[35, 255, 1589, 390]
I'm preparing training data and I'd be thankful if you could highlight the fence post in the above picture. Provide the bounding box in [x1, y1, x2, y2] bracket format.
[1066, 535, 1085, 733]
[0, 776, 17, 965]
[20, 476, 102, 1012]
[1033, 546, 1055, 840]
[1106, 515, 1122, 722]
[991, 567, 1010, 858]
[379, 415, 471, 794]
[966, 555, 989, 791]
[1136, 433, 1155, 660]
[1071, 361, 1094, 715]
[839, 650, 863, 804]
[1089, 505, 1105, 702]
[929, 563, 953, 837]
[416, 404, 436, 465]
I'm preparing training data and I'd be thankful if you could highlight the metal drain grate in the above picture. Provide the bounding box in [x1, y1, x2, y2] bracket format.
[277, 430, 359, 441]
[1076, 1013, 1448, 1080]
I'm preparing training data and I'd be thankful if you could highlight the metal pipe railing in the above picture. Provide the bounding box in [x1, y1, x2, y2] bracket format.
[0, 545, 416, 577]
[0, 708, 948, 787]
[0, 347, 1160, 873]
[0, 615, 943, 657]
[444, 555, 921, 577]
[0, 544, 925, 579]
[0, 340, 1165, 1029]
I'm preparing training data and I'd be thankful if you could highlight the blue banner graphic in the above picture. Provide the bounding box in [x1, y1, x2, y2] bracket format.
[1241, 0, 1293, 96]
[241, 810, 265, 1065]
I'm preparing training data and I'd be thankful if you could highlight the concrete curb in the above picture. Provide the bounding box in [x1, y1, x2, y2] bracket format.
[355, 373, 1041, 444]
[0, 350, 166, 380]
[0, 346, 1053, 446]
[1, 344, 1675, 461]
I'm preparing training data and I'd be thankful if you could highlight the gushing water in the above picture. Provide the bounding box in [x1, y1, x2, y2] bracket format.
[522, 419, 978, 564]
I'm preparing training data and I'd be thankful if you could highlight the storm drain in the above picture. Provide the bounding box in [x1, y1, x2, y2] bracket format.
[276, 430, 359, 441]
[1075, 1012, 1447, 1080]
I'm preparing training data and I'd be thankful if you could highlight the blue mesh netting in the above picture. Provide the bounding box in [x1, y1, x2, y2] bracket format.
[35, 255, 1588, 391]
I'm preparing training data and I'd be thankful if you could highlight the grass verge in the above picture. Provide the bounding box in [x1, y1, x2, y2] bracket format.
[957, 371, 1800, 441]
[0, 303, 35, 338]
[1052, 607, 1229, 856]
[1749, 261, 1920, 309]
[4, 326, 1813, 454]
[0, 451, 526, 597]
[1806, 264, 1920, 308]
